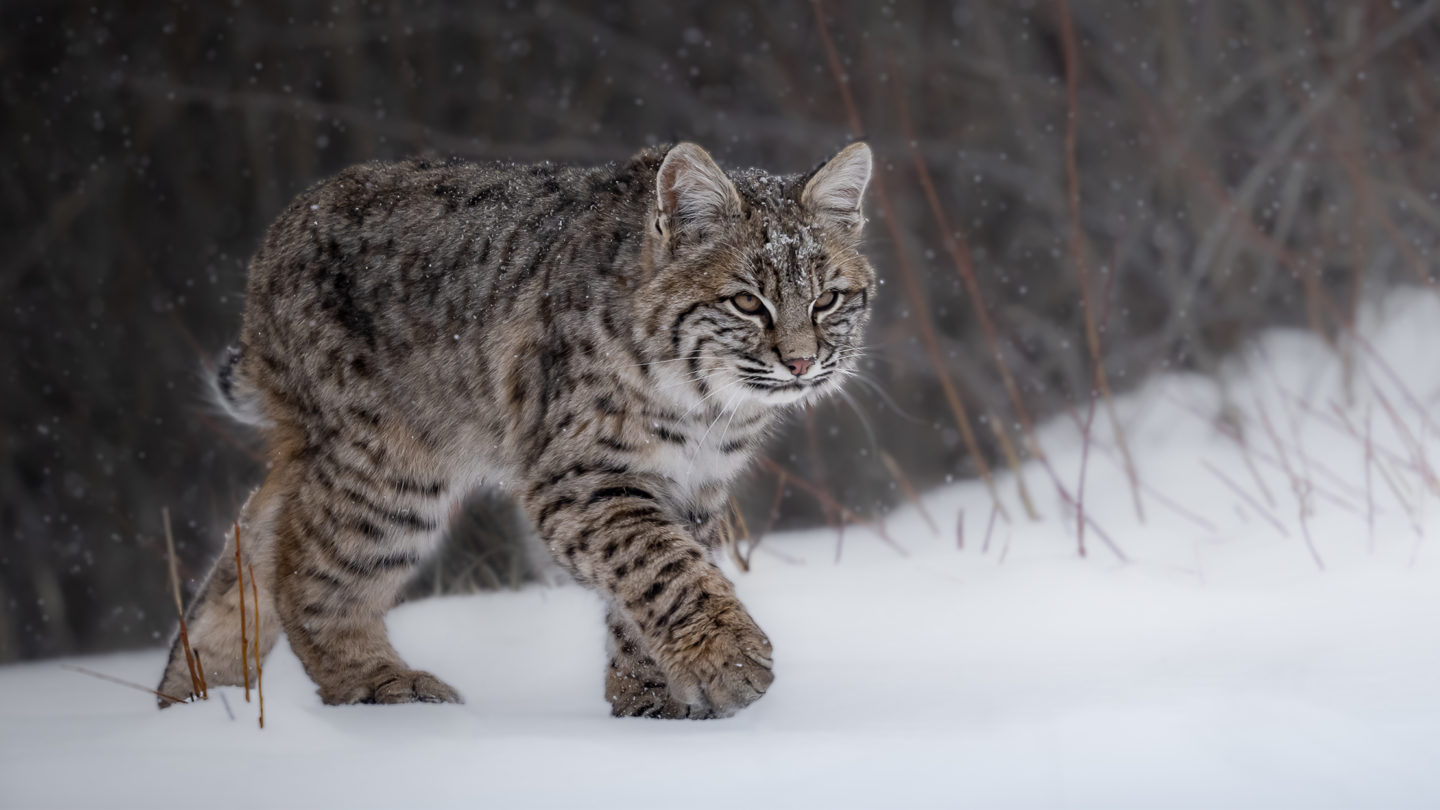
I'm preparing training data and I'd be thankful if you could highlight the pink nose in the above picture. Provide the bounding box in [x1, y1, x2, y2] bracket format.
[783, 356, 815, 377]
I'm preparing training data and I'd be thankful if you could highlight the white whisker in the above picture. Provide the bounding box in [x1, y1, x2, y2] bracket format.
[677, 377, 744, 422]
[686, 386, 746, 482]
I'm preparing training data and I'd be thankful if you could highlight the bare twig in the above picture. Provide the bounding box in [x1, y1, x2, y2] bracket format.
[61, 664, 186, 705]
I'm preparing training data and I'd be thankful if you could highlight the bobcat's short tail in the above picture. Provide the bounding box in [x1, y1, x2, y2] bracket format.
[212, 343, 268, 428]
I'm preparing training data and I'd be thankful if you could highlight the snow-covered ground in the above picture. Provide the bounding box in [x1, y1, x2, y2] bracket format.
[5, 290, 1440, 809]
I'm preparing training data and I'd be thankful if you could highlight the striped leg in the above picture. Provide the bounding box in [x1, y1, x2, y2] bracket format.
[273, 452, 459, 705]
[524, 469, 774, 719]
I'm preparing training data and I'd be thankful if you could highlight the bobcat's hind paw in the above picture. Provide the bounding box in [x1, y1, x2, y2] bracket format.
[319, 667, 463, 705]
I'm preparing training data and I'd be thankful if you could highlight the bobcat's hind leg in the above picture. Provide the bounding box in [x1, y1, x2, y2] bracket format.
[157, 482, 283, 706]
[604, 608, 700, 718]
[272, 451, 460, 706]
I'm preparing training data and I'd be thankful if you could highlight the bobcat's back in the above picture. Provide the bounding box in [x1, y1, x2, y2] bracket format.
[227, 152, 659, 464]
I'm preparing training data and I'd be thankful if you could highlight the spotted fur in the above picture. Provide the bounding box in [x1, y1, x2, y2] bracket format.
[159, 142, 876, 718]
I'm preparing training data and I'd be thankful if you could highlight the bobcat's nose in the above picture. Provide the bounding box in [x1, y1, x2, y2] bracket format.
[782, 356, 815, 377]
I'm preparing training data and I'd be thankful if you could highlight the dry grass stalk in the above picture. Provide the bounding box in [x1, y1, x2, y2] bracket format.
[61, 664, 186, 705]
[235, 522, 250, 702]
[192, 650, 209, 698]
[162, 506, 204, 700]
[250, 563, 264, 730]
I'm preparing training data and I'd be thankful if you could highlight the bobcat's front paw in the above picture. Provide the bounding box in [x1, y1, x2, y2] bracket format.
[657, 595, 774, 718]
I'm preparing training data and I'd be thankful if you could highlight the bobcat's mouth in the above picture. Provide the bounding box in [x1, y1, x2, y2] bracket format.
[735, 367, 840, 405]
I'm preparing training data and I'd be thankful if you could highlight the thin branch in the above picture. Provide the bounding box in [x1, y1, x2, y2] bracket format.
[61, 664, 186, 705]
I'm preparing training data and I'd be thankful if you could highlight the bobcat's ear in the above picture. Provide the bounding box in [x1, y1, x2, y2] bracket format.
[802, 142, 872, 235]
[655, 143, 741, 241]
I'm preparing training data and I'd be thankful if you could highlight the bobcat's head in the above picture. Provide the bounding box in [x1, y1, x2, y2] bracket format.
[638, 142, 875, 411]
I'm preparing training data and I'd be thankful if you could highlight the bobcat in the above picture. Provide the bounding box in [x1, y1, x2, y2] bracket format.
[158, 141, 875, 718]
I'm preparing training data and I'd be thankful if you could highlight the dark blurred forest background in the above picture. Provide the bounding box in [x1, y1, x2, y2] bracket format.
[3, 0, 1438, 662]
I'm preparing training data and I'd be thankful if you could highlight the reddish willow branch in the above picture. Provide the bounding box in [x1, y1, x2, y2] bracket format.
[1055, 0, 1145, 537]
[890, 56, 1048, 521]
[809, 0, 1009, 521]
[757, 455, 906, 555]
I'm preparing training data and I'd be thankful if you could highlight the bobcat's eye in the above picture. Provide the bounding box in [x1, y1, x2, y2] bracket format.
[812, 289, 841, 314]
[732, 293, 765, 315]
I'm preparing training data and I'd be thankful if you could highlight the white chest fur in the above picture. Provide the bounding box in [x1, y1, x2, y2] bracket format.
[642, 411, 761, 504]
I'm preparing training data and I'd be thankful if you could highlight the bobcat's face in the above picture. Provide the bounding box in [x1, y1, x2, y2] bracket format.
[700, 217, 873, 407]
[639, 143, 875, 411]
